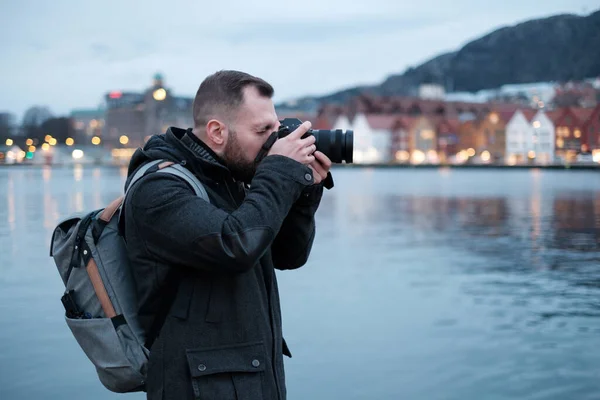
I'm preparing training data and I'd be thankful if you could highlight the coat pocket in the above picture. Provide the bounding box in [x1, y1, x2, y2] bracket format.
[186, 341, 266, 400]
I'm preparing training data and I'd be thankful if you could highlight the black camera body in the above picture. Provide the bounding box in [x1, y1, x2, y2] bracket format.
[276, 118, 353, 164]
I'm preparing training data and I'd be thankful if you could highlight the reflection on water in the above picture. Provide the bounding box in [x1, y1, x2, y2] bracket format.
[0, 166, 599, 400]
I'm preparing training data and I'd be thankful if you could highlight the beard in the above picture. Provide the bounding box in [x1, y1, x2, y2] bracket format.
[223, 130, 259, 184]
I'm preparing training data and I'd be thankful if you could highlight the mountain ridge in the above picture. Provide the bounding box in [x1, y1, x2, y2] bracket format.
[277, 9, 600, 112]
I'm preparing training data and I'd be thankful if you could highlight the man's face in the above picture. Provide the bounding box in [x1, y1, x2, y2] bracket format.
[222, 86, 280, 183]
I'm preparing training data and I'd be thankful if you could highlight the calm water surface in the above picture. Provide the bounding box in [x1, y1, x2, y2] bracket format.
[0, 165, 599, 400]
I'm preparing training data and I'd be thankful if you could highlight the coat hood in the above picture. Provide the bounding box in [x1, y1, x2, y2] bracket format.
[124, 127, 228, 191]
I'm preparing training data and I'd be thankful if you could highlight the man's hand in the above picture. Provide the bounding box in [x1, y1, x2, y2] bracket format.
[267, 121, 316, 165]
[308, 151, 332, 185]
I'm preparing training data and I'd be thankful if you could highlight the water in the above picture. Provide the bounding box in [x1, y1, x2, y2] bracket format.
[1, 165, 599, 400]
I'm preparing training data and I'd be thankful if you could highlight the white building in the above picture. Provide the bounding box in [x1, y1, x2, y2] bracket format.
[505, 109, 555, 165]
[530, 110, 555, 164]
[333, 113, 394, 164]
[419, 83, 445, 100]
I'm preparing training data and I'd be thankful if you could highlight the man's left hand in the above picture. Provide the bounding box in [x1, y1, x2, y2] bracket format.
[308, 151, 332, 185]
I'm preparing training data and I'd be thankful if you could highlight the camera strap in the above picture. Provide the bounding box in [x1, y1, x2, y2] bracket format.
[254, 131, 280, 164]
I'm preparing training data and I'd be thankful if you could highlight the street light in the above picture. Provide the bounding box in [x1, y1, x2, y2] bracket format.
[153, 88, 167, 101]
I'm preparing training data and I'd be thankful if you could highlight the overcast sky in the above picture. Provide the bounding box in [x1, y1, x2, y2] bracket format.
[0, 0, 597, 121]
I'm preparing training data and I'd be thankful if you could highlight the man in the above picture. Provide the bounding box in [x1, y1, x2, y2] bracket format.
[122, 70, 332, 400]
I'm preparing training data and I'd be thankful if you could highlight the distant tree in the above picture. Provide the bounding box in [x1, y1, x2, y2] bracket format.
[40, 117, 74, 143]
[21, 106, 53, 142]
[552, 91, 583, 108]
[0, 112, 16, 142]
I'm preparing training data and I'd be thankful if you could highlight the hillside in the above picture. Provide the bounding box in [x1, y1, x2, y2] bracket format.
[278, 9, 600, 111]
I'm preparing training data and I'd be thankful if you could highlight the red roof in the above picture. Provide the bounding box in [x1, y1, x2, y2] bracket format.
[521, 109, 537, 122]
[365, 114, 401, 130]
[394, 116, 419, 130]
[312, 115, 333, 130]
[546, 109, 563, 123]
[571, 107, 595, 124]
[497, 110, 517, 123]
[548, 106, 596, 126]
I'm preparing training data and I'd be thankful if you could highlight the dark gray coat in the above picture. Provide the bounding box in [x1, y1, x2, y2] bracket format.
[122, 127, 326, 400]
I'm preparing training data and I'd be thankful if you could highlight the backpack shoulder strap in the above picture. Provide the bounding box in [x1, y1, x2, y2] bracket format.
[124, 159, 210, 203]
[118, 159, 209, 236]
[123, 159, 164, 201]
[157, 163, 210, 203]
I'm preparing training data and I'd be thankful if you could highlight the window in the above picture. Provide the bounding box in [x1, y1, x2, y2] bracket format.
[557, 127, 570, 137]
[408, 104, 422, 116]
[420, 129, 434, 140]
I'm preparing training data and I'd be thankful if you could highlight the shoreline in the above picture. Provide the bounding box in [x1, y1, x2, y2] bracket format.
[1, 162, 599, 171]
[333, 163, 600, 170]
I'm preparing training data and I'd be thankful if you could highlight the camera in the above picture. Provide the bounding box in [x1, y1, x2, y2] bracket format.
[276, 118, 353, 164]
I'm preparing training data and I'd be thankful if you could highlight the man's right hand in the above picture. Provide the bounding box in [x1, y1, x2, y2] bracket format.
[267, 121, 317, 165]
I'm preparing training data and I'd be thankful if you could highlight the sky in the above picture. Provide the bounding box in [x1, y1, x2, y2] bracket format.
[0, 0, 598, 121]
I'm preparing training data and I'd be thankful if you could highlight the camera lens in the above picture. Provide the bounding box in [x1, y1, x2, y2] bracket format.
[311, 129, 353, 164]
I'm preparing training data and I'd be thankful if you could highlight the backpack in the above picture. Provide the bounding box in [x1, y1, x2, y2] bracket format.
[49, 159, 209, 393]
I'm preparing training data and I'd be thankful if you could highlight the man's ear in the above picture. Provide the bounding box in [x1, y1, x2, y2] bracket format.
[206, 119, 225, 146]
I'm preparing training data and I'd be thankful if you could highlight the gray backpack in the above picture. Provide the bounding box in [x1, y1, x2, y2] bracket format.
[49, 159, 209, 393]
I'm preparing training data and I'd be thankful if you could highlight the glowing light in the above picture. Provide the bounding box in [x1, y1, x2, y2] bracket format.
[72, 149, 84, 159]
[508, 155, 517, 165]
[91, 136, 101, 145]
[119, 135, 129, 145]
[45, 135, 52, 142]
[528, 151, 536, 159]
[49, 138, 57, 146]
[41, 143, 50, 151]
[489, 113, 499, 124]
[25, 139, 33, 146]
[467, 148, 476, 157]
[533, 121, 541, 128]
[153, 88, 167, 101]
[6, 151, 14, 160]
[574, 129, 581, 138]
[395, 150, 409, 162]
[109, 91, 122, 99]
[456, 150, 468, 163]
[593, 150, 600, 163]
[90, 119, 99, 129]
[481, 150, 491, 162]
[411, 150, 425, 164]
[28, 145, 36, 153]
[5, 138, 13, 146]
[18, 151, 26, 158]
[427, 150, 438, 162]
[65, 138, 74, 146]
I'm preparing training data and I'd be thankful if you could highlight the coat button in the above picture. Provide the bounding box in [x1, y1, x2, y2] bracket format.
[251, 359, 260, 368]
[198, 364, 206, 371]
[304, 173, 312, 182]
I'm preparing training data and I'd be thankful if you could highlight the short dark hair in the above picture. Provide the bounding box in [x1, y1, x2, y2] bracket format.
[192, 70, 274, 128]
